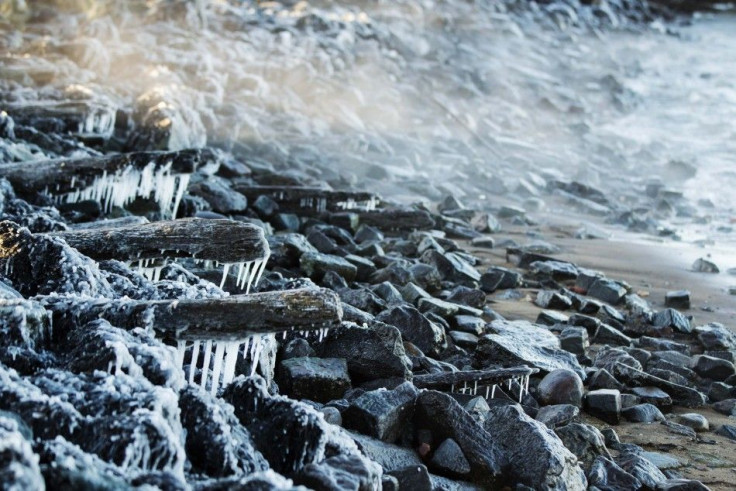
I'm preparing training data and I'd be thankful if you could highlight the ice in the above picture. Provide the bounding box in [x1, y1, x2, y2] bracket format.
[222, 341, 240, 385]
[56, 161, 190, 218]
[218, 252, 270, 293]
[209, 342, 226, 396]
[199, 340, 212, 389]
[491, 384, 496, 399]
[188, 340, 200, 385]
[175, 340, 186, 369]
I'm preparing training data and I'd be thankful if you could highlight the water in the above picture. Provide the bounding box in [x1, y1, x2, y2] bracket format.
[1, 1, 734, 242]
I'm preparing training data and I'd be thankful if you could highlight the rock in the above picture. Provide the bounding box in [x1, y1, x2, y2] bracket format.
[692, 355, 735, 381]
[530, 261, 579, 281]
[537, 310, 570, 327]
[315, 322, 412, 383]
[676, 413, 709, 432]
[469, 237, 495, 249]
[484, 403, 587, 490]
[588, 456, 642, 489]
[420, 250, 480, 284]
[430, 438, 472, 477]
[276, 357, 351, 404]
[656, 478, 710, 490]
[401, 282, 432, 305]
[476, 320, 585, 380]
[535, 290, 573, 310]
[695, 323, 736, 351]
[387, 465, 432, 490]
[300, 251, 357, 282]
[593, 323, 632, 347]
[616, 452, 667, 489]
[587, 279, 627, 305]
[320, 407, 342, 426]
[453, 315, 485, 336]
[636, 336, 689, 354]
[631, 387, 673, 409]
[622, 404, 665, 423]
[714, 424, 736, 441]
[588, 369, 625, 392]
[481, 267, 521, 291]
[0, 415, 44, 490]
[282, 338, 316, 360]
[449, 331, 479, 350]
[537, 369, 585, 407]
[613, 363, 707, 408]
[708, 382, 736, 402]
[585, 389, 622, 425]
[665, 290, 690, 310]
[188, 177, 247, 213]
[594, 347, 643, 373]
[652, 309, 692, 334]
[464, 397, 491, 425]
[536, 404, 580, 428]
[661, 420, 697, 440]
[418, 297, 460, 319]
[446, 286, 486, 310]
[376, 305, 446, 357]
[559, 327, 589, 356]
[712, 399, 736, 416]
[691, 257, 719, 273]
[343, 382, 417, 443]
[415, 390, 502, 486]
[620, 394, 641, 409]
[555, 423, 610, 472]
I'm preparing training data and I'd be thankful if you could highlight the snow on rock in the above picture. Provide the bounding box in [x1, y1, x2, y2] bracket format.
[0, 414, 45, 490]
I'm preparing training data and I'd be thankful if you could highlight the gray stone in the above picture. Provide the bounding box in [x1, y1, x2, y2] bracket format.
[376, 305, 446, 357]
[300, 252, 357, 282]
[691, 257, 719, 273]
[555, 423, 611, 472]
[655, 478, 710, 490]
[482, 267, 521, 291]
[594, 346, 643, 373]
[537, 369, 585, 407]
[616, 452, 667, 489]
[665, 290, 690, 310]
[588, 369, 625, 392]
[453, 315, 485, 336]
[692, 355, 735, 381]
[712, 399, 736, 416]
[387, 465, 432, 490]
[537, 310, 570, 327]
[622, 404, 665, 423]
[631, 387, 672, 409]
[652, 309, 692, 334]
[585, 389, 622, 425]
[536, 404, 580, 428]
[714, 424, 736, 441]
[343, 382, 418, 443]
[277, 357, 351, 404]
[708, 382, 736, 402]
[535, 290, 573, 310]
[661, 420, 697, 440]
[695, 323, 736, 351]
[587, 279, 627, 305]
[636, 336, 689, 354]
[430, 438, 472, 477]
[588, 456, 641, 491]
[676, 413, 709, 432]
[593, 323, 632, 347]
[559, 327, 589, 356]
[418, 297, 460, 319]
[449, 331, 479, 350]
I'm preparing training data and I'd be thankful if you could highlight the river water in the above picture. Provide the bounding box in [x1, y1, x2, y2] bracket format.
[1, 1, 734, 243]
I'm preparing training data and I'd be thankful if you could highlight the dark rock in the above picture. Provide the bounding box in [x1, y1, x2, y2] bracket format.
[620, 394, 641, 409]
[535, 290, 573, 310]
[277, 357, 351, 404]
[420, 250, 480, 285]
[370, 262, 413, 287]
[469, 236, 495, 249]
[555, 423, 610, 472]
[652, 309, 692, 334]
[587, 279, 627, 305]
[536, 404, 579, 428]
[530, 260, 579, 281]
[484, 403, 587, 489]
[430, 438, 472, 477]
[354, 224, 384, 244]
[376, 305, 446, 357]
[344, 255, 377, 282]
[418, 297, 460, 319]
[281, 339, 318, 360]
[559, 327, 589, 356]
[0, 415, 44, 490]
[676, 413, 709, 432]
[297, 453, 384, 490]
[692, 355, 735, 381]
[588, 369, 625, 392]
[631, 387, 673, 409]
[482, 267, 521, 291]
[714, 424, 736, 441]
[188, 177, 247, 213]
[388, 465, 432, 490]
[695, 323, 736, 351]
[446, 286, 486, 310]
[708, 382, 736, 402]
[593, 323, 632, 347]
[594, 347, 643, 373]
[343, 382, 417, 443]
[537, 369, 585, 407]
[372, 282, 405, 306]
[661, 420, 697, 440]
[691, 257, 719, 273]
[475, 320, 585, 380]
[338, 287, 386, 315]
[449, 331, 479, 350]
[622, 403, 665, 423]
[300, 251, 357, 282]
[415, 390, 502, 486]
[665, 290, 690, 310]
[648, 368, 690, 387]
[712, 399, 736, 416]
[315, 322, 412, 383]
[588, 456, 642, 491]
[409, 263, 443, 291]
[401, 282, 432, 305]
[636, 337, 689, 354]
[656, 478, 710, 490]
[537, 310, 570, 326]
[453, 315, 485, 336]
[585, 389, 622, 425]
[568, 314, 601, 334]
[616, 452, 667, 489]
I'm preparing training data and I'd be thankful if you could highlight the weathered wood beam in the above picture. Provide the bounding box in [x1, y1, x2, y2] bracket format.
[354, 209, 436, 231]
[413, 366, 539, 390]
[233, 185, 380, 213]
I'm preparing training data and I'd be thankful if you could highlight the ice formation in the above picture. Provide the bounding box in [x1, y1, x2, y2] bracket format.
[54, 160, 190, 218]
[447, 374, 531, 403]
[335, 196, 379, 211]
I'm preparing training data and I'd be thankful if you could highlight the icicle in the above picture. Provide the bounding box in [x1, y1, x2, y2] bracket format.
[188, 340, 200, 385]
[175, 340, 186, 368]
[473, 380, 478, 396]
[485, 385, 490, 399]
[222, 341, 241, 385]
[200, 340, 213, 389]
[462, 381, 467, 394]
[250, 335, 264, 376]
[451, 384, 455, 393]
[491, 384, 496, 399]
[252, 252, 269, 289]
[210, 342, 226, 396]
[219, 263, 231, 289]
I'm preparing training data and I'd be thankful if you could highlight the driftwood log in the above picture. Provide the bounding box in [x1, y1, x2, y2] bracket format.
[233, 185, 380, 213]
[354, 209, 436, 231]
[54, 218, 269, 264]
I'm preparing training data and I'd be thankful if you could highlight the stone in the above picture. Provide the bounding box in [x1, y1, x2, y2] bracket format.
[388, 465, 432, 490]
[344, 254, 377, 282]
[446, 286, 486, 310]
[484, 404, 587, 490]
[652, 309, 692, 334]
[418, 297, 460, 319]
[594, 347, 643, 373]
[315, 321, 412, 383]
[530, 260, 579, 281]
[0, 415, 44, 490]
[588, 456, 641, 491]
[401, 282, 432, 305]
[555, 423, 610, 472]
[676, 413, 709, 432]
[559, 327, 589, 356]
[536, 404, 580, 428]
[276, 357, 351, 404]
[588, 369, 625, 392]
[376, 305, 447, 357]
[482, 267, 521, 291]
[616, 452, 667, 489]
[453, 315, 486, 336]
[661, 420, 697, 439]
[692, 355, 735, 381]
[665, 290, 690, 310]
[449, 331, 479, 350]
[620, 394, 641, 409]
[622, 404, 665, 423]
[631, 387, 673, 409]
[585, 389, 622, 425]
[656, 478, 710, 490]
[535, 290, 573, 310]
[708, 382, 736, 402]
[636, 337, 689, 354]
[593, 323, 632, 347]
[282, 338, 316, 360]
[430, 438, 472, 477]
[343, 382, 418, 443]
[695, 323, 736, 351]
[714, 424, 736, 441]
[320, 407, 342, 426]
[587, 279, 627, 305]
[300, 252, 358, 282]
[712, 399, 736, 416]
[537, 369, 585, 407]
[691, 257, 719, 273]
[536, 310, 570, 326]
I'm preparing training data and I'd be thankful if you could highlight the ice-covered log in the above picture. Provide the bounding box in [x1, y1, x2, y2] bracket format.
[55, 218, 270, 290]
[413, 366, 539, 400]
[354, 208, 436, 231]
[0, 149, 216, 217]
[5, 98, 117, 141]
[234, 185, 380, 213]
[44, 287, 343, 341]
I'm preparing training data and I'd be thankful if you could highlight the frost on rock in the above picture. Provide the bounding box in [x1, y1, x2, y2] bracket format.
[0, 414, 45, 491]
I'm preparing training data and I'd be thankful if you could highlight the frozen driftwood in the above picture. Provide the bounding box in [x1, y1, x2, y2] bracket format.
[414, 366, 539, 402]
[355, 209, 436, 231]
[234, 185, 380, 213]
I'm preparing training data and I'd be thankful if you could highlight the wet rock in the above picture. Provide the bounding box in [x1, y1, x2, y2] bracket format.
[712, 399, 736, 416]
[315, 322, 412, 383]
[535, 290, 573, 310]
[387, 464, 432, 490]
[691, 257, 719, 273]
[695, 323, 736, 351]
[343, 382, 417, 443]
[484, 403, 587, 490]
[446, 286, 486, 310]
[537, 369, 585, 407]
[481, 267, 521, 291]
[588, 369, 625, 392]
[593, 323, 632, 347]
[415, 390, 502, 486]
[622, 403, 665, 423]
[300, 252, 357, 282]
[585, 389, 622, 425]
[537, 310, 570, 326]
[476, 320, 585, 380]
[559, 327, 589, 356]
[676, 413, 709, 432]
[652, 309, 692, 334]
[616, 452, 667, 489]
[714, 424, 736, 441]
[430, 438, 471, 477]
[376, 305, 446, 357]
[536, 404, 579, 428]
[555, 423, 610, 472]
[277, 357, 351, 404]
[692, 355, 735, 381]
[665, 290, 690, 310]
[587, 279, 627, 305]
[588, 456, 642, 491]
[631, 387, 672, 409]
